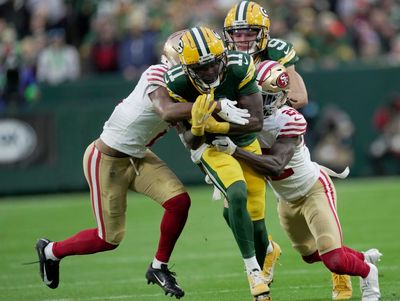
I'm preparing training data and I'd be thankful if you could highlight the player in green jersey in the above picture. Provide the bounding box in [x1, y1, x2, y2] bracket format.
[224, 1, 308, 110]
[165, 26, 271, 301]
[223, 1, 352, 300]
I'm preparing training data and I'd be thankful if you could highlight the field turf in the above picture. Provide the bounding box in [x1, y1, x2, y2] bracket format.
[0, 177, 399, 301]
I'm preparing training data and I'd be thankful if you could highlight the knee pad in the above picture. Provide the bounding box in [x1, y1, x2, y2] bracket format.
[106, 230, 125, 245]
[316, 234, 338, 254]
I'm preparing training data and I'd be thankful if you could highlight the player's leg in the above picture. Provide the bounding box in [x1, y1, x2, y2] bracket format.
[306, 171, 380, 300]
[131, 150, 189, 299]
[239, 140, 281, 286]
[36, 142, 131, 288]
[201, 147, 269, 299]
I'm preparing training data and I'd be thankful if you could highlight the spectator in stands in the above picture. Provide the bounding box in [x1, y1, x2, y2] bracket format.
[312, 105, 355, 172]
[369, 94, 400, 175]
[118, 8, 159, 80]
[37, 28, 80, 85]
[90, 17, 119, 73]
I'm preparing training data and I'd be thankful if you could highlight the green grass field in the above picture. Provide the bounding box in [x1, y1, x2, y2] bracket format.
[1, 177, 399, 301]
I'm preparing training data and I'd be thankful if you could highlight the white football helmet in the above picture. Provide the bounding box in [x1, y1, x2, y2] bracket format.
[256, 60, 290, 116]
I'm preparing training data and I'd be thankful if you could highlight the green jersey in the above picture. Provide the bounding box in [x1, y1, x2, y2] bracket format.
[255, 38, 299, 67]
[165, 51, 260, 147]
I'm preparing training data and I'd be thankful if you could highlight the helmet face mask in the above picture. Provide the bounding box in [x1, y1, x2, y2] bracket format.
[262, 91, 288, 116]
[224, 1, 270, 55]
[178, 26, 227, 93]
[186, 52, 227, 90]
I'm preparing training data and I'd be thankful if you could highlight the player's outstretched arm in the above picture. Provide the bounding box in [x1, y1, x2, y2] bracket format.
[213, 136, 298, 176]
[150, 87, 250, 125]
[150, 86, 193, 123]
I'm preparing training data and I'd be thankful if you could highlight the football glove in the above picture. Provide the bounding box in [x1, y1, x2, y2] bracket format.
[191, 91, 216, 136]
[204, 116, 230, 134]
[217, 98, 250, 125]
[212, 136, 237, 155]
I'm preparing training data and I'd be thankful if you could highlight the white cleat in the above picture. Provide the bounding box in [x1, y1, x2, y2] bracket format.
[360, 262, 380, 301]
[363, 249, 382, 265]
[248, 269, 270, 297]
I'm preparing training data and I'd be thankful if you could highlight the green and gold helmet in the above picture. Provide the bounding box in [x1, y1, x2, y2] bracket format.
[223, 1, 270, 55]
[177, 26, 227, 93]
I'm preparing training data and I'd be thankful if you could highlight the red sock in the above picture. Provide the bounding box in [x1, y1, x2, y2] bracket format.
[155, 193, 191, 262]
[302, 250, 321, 263]
[53, 228, 117, 259]
[320, 247, 370, 277]
[342, 245, 365, 261]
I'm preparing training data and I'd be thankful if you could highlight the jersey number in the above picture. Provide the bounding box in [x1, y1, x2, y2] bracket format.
[281, 108, 297, 116]
[268, 39, 288, 51]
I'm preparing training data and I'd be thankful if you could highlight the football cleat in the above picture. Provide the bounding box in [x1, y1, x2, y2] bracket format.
[145, 264, 184, 299]
[363, 249, 383, 265]
[360, 262, 380, 301]
[254, 292, 272, 301]
[248, 269, 270, 297]
[35, 238, 60, 289]
[332, 273, 352, 300]
[262, 240, 281, 284]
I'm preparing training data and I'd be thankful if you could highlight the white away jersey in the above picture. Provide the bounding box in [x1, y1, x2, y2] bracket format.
[257, 105, 320, 201]
[100, 64, 170, 157]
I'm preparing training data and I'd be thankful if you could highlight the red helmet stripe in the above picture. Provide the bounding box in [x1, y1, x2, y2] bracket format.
[257, 60, 279, 85]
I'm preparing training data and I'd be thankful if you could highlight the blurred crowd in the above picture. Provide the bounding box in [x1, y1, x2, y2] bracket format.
[1, 0, 400, 108]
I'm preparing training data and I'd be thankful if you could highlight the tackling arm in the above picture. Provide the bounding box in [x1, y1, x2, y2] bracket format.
[214, 136, 298, 177]
[150, 87, 249, 125]
[286, 65, 308, 109]
[150, 87, 193, 123]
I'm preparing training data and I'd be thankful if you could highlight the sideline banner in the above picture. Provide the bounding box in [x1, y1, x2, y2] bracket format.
[0, 115, 55, 167]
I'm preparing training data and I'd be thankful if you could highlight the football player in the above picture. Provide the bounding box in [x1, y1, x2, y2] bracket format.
[164, 25, 271, 300]
[223, 2, 357, 298]
[223, 1, 308, 110]
[212, 60, 382, 301]
[35, 29, 249, 299]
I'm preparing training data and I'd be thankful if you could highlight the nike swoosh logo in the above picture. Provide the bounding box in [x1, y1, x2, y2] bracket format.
[154, 274, 166, 287]
[294, 116, 302, 121]
[284, 48, 289, 55]
[43, 265, 53, 285]
[243, 55, 248, 65]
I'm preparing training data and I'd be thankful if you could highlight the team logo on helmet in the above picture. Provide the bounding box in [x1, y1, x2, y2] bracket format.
[176, 40, 184, 54]
[277, 72, 289, 89]
[260, 7, 269, 18]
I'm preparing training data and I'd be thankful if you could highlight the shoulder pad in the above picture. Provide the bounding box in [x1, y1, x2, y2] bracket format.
[146, 64, 168, 86]
[226, 51, 256, 89]
[277, 107, 307, 138]
[267, 38, 299, 67]
[164, 65, 189, 102]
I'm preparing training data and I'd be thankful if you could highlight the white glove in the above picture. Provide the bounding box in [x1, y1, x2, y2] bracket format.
[217, 98, 250, 125]
[204, 175, 223, 201]
[212, 136, 237, 155]
[190, 143, 208, 164]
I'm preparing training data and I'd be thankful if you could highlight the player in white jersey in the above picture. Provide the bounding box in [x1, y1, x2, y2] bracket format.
[212, 60, 382, 301]
[34, 30, 249, 299]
